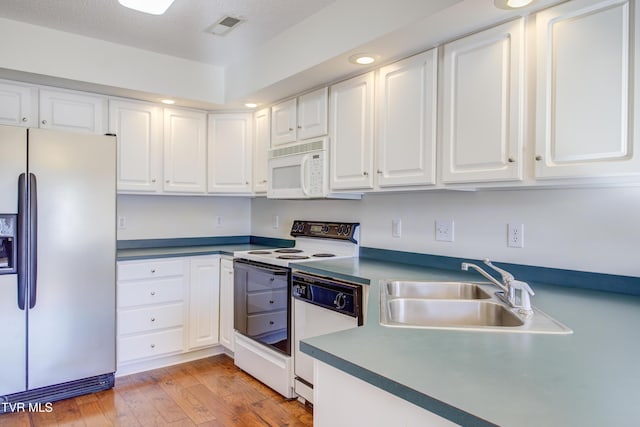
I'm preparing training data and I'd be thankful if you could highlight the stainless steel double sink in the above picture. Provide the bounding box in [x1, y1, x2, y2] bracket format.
[380, 280, 572, 334]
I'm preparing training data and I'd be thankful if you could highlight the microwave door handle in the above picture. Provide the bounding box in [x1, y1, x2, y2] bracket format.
[300, 154, 311, 196]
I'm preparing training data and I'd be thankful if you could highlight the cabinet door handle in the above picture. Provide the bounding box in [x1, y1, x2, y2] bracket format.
[21, 117, 27, 123]
[41, 120, 47, 125]
[245, 181, 249, 185]
[377, 170, 383, 174]
[508, 157, 515, 163]
[260, 180, 267, 184]
[288, 127, 294, 131]
[165, 180, 170, 183]
[150, 344, 156, 349]
[151, 179, 156, 183]
[269, 300, 274, 304]
[151, 269, 156, 273]
[297, 125, 302, 129]
[269, 321, 274, 325]
[535, 155, 543, 161]
[150, 317, 156, 322]
[363, 171, 369, 176]
[150, 291, 156, 296]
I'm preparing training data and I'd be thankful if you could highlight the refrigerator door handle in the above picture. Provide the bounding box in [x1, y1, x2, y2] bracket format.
[17, 173, 27, 310]
[28, 173, 38, 309]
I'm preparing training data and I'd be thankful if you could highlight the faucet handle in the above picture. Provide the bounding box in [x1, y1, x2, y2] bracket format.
[510, 280, 535, 313]
[483, 259, 515, 283]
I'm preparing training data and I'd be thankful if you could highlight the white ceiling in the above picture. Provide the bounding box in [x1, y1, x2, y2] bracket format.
[0, 0, 336, 66]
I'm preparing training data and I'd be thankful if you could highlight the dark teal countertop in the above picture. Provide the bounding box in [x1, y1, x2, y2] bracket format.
[294, 258, 640, 427]
[117, 243, 275, 261]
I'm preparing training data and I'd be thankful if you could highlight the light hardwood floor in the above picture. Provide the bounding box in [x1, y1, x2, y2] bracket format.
[1, 355, 313, 426]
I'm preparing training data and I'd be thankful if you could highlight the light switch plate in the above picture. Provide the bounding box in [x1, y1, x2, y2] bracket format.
[392, 219, 402, 238]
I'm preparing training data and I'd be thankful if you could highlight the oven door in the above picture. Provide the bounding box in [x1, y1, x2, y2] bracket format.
[233, 259, 291, 355]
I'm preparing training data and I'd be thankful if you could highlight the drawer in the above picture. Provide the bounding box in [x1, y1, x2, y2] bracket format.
[247, 289, 288, 314]
[118, 328, 184, 363]
[117, 277, 184, 308]
[118, 258, 185, 281]
[247, 270, 288, 292]
[118, 303, 184, 335]
[247, 310, 287, 336]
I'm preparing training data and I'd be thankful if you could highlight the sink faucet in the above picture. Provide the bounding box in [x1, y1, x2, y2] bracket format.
[461, 258, 535, 315]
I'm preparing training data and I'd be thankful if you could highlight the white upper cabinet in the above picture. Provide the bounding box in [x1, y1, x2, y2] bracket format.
[376, 49, 438, 188]
[329, 72, 375, 191]
[163, 108, 207, 193]
[271, 87, 328, 147]
[109, 99, 163, 193]
[207, 113, 253, 193]
[297, 87, 328, 140]
[271, 98, 297, 146]
[441, 19, 525, 184]
[39, 88, 108, 134]
[253, 108, 270, 194]
[0, 80, 38, 128]
[535, 0, 640, 179]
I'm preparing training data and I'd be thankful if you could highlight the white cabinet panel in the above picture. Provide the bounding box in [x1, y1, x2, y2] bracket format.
[109, 99, 163, 193]
[297, 87, 328, 140]
[329, 72, 375, 190]
[207, 113, 253, 193]
[163, 108, 207, 193]
[271, 98, 297, 146]
[253, 108, 270, 194]
[39, 88, 107, 134]
[376, 50, 438, 188]
[441, 19, 524, 184]
[188, 256, 220, 349]
[0, 80, 38, 127]
[219, 258, 234, 351]
[535, 0, 640, 178]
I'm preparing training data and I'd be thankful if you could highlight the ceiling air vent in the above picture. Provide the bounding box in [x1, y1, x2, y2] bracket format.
[205, 16, 245, 36]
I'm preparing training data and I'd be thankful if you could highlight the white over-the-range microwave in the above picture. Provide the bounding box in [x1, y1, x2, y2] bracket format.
[267, 138, 361, 199]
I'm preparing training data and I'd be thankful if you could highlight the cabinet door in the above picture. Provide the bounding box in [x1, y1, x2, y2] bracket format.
[271, 98, 297, 146]
[329, 72, 375, 190]
[376, 50, 438, 188]
[535, 0, 640, 178]
[188, 256, 220, 349]
[0, 80, 38, 127]
[441, 19, 524, 183]
[163, 108, 207, 193]
[208, 113, 253, 193]
[109, 99, 163, 193]
[219, 258, 234, 351]
[298, 87, 328, 140]
[253, 108, 270, 194]
[39, 88, 108, 134]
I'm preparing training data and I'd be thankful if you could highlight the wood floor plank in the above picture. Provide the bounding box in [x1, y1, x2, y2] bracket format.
[0, 354, 312, 427]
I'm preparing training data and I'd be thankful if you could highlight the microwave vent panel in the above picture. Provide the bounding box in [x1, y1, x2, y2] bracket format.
[270, 140, 325, 159]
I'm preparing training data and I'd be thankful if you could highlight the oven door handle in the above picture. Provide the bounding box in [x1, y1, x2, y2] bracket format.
[234, 259, 289, 275]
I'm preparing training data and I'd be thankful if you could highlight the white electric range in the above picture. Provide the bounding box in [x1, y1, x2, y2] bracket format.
[232, 220, 362, 401]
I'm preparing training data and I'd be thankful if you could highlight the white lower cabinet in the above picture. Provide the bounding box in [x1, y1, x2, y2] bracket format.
[116, 255, 223, 375]
[219, 257, 235, 351]
[188, 255, 220, 349]
[314, 361, 457, 427]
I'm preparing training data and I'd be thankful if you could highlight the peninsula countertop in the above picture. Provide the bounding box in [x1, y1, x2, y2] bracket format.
[294, 257, 640, 427]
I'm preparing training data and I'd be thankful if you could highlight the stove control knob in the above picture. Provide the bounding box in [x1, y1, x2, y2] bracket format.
[337, 224, 344, 235]
[344, 225, 351, 235]
[322, 225, 329, 234]
[334, 292, 347, 310]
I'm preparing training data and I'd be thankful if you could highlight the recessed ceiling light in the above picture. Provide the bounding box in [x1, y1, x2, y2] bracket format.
[118, 0, 175, 15]
[349, 54, 377, 65]
[245, 103, 258, 108]
[161, 99, 176, 105]
[494, 0, 533, 9]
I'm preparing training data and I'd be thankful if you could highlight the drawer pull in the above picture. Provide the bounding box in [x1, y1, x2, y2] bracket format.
[269, 321, 274, 325]
[150, 344, 156, 349]
[150, 317, 156, 322]
[151, 269, 156, 273]
[269, 300, 274, 304]
[150, 291, 156, 296]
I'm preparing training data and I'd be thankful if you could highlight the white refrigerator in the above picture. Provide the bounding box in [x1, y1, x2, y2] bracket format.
[0, 125, 116, 407]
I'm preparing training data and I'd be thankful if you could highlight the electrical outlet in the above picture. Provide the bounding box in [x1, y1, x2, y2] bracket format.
[215, 216, 223, 228]
[392, 219, 402, 238]
[508, 223, 524, 248]
[117, 216, 126, 230]
[435, 219, 454, 242]
[272, 215, 279, 229]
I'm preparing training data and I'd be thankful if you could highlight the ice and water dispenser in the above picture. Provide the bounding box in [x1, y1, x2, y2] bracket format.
[0, 214, 17, 274]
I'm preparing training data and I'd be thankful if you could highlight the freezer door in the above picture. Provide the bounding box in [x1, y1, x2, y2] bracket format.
[27, 128, 116, 389]
[0, 125, 27, 395]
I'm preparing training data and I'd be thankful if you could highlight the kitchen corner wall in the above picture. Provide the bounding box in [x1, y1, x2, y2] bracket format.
[251, 186, 640, 278]
[117, 195, 251, 240]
